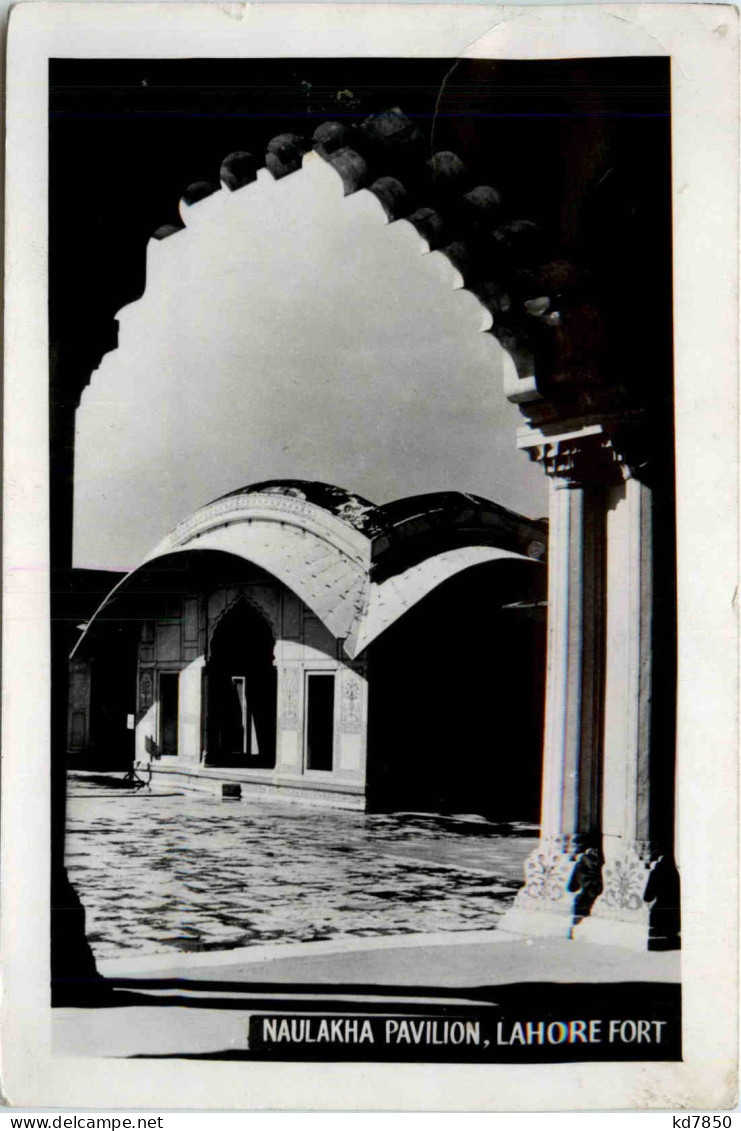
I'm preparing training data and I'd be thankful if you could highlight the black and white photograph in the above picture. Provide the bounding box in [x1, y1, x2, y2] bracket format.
[2, 2, 738, 1111]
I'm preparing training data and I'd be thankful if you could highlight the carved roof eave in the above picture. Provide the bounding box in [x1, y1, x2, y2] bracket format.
[71, 527, 542, 664]
[70, 486, 545, 661]
[151, 491, 371, 569]
[70, 495, 372, 655]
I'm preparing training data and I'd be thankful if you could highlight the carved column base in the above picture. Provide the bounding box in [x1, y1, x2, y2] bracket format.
[501, 835, 602, 940]
[574, 839, 680, 951]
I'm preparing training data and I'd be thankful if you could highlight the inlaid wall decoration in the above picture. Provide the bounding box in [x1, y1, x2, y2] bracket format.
[140, 620, 155, 662]
[282, 592, 301, 638]
[68, 663, 90, 711]
[139, 669, 154, 713]
[183, 597, 199, 643]
[340, 670, 364, 733]
[280, 667, 300, 728]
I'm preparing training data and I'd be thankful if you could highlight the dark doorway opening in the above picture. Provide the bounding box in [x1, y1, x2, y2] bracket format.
[159, 672, 179, 756]
[305, 673, 335, 771]
[206, 601, 277, 768]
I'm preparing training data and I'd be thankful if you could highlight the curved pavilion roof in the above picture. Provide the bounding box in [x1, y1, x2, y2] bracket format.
[73, 480, 546, 660]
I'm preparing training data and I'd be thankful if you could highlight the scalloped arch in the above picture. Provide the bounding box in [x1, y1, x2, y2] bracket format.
[73, 112, 550, 571]
[92, 109, 583, 410]
[206, 589, 279, 661]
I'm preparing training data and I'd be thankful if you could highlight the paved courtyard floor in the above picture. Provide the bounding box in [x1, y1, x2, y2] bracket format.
[65, 775, 538, 963]
[59, 776, 681, 1063]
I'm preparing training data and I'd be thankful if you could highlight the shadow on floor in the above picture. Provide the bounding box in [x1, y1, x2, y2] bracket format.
[53, 975, 681, 1062]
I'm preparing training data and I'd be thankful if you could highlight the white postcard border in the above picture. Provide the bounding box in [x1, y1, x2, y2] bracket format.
[2, 2, 738, 1110]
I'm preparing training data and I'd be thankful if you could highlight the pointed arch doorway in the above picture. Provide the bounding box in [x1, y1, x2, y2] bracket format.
[205, 600, 277, 769]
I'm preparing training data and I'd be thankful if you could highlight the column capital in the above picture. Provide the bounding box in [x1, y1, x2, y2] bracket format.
[516, 417, 640, 487]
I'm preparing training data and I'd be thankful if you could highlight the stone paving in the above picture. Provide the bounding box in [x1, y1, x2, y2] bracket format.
[64, 775, 538, 962]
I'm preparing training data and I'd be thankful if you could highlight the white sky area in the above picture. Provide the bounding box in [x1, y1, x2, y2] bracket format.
[73, 151, 546, 572]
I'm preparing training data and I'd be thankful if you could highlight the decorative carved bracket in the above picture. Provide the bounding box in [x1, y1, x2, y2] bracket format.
[517, 415, 649, 487]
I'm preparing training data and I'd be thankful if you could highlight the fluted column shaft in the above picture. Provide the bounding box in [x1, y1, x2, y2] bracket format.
[539, 480, 604, 844]
[503, 420, 675, 947]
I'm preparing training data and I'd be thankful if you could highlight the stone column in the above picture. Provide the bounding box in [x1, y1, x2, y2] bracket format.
[502, 419, 677, 948]
[200, 662, 212, 764]
[503, 424, 611, 937]
[577, 476, 678, 948]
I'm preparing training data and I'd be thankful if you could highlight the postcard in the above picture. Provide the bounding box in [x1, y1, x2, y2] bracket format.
[2, 1, 738, 1111]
